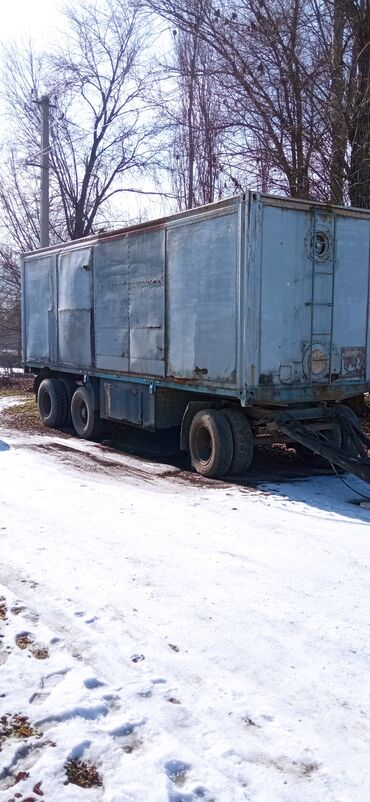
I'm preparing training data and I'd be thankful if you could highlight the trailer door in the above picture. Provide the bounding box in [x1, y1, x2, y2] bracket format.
[57, 246, 93, 368]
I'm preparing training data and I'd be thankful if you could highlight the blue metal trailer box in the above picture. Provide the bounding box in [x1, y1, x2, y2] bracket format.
[21, 192, 370, 479]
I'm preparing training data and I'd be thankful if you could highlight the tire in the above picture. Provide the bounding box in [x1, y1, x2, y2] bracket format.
[222, 408, 254, 475]
[71, 385, 104, 440]
[295, 426, 342, 467]
[189, 409, 233, 478]
[37, 378, 69, 429]
[58, 376, 76, 426]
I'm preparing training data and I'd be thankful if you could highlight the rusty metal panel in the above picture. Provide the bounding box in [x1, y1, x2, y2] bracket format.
[166, 208, 239, 384]
[23, 254, 57, 362]
[57, 246, 93, 367]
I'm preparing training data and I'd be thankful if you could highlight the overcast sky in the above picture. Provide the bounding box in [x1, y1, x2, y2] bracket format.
[0, 0, 61, 45]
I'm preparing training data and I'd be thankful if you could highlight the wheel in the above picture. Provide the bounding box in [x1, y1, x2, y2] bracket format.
[222, 408, 254, 475]
[71, 385, 104, 439]
[189, 409, 233, 478]
[295, 425, 342, 467]
[37, 378, 69, 428]
[58, 376, 76, 425]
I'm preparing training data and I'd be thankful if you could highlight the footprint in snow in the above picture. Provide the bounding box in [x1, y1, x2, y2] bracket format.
[165, 760, 191, 787]
[83, 677, 105, 690]
[29, 669, 70, 705]
[20, 579, 38, 590]
[35, 702, 109, 729]
[109, 720, 145, 753]
[42, 669, 70, 689]
[0, 739, 51, 792]
[165, 761, 214, 802]
[15, 632, 49, 660]
[11, 603, 39, 623]
[168, 786, 215, 802]
[29, 692, 49, 705]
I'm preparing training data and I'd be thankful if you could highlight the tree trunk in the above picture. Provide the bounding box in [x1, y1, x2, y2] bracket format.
[330, 0, 346, 204]
[348, 1, 370, 208]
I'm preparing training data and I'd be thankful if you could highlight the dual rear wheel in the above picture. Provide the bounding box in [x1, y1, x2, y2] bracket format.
[37, 378, 103, 439]
[38, 380, 254, 477]
[189, 408, 254, 479]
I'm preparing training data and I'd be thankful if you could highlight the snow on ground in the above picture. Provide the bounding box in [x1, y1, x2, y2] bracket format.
[1, 399, 370, 801]
[0, 397, 24, 413]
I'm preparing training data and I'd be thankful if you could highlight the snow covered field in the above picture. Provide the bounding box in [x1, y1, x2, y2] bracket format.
[1, 397, 370, 801]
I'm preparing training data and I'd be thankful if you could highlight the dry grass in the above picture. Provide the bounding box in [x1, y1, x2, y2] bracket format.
[0, 714, 42, 744]
[64, 759, 102, 788]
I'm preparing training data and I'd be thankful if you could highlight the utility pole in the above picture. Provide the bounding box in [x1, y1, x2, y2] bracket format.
[40, 94, 50, 248]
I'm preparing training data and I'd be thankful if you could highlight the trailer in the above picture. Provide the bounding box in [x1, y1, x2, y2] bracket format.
[21, 192, 370, 480]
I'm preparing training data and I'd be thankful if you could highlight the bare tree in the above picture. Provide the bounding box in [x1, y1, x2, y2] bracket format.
[345, 0, 370, 207]
[164, 27, 227, 209]
[146, 0, 334, 198]
[0, 0, 162, 362]
[330, 0, 347, 203]
[0, 246, 22, 366]
[145, 0, 370, 207]
[1, 0, 159, 243]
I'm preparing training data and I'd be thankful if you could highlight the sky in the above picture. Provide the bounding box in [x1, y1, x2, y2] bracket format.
[0, 0, 173, 228]
[0, 0, 62, 46]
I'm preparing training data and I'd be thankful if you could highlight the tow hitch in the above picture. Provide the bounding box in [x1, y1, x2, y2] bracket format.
[276, 405, 370, 485]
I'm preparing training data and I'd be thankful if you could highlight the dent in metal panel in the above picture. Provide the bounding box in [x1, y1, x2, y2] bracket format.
[167, 211, 238, 383]
[24, 255, 56, 362]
